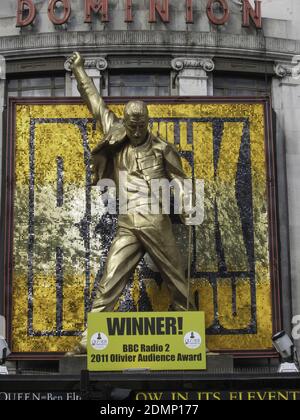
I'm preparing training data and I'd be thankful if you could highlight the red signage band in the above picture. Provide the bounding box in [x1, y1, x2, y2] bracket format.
[16, 0, 262, 29]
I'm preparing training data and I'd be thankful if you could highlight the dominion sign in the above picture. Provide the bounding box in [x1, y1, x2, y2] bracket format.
[2, 97, 280, 357]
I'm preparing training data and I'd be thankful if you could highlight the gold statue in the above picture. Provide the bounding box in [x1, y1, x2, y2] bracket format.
[67, 52, 195, 355]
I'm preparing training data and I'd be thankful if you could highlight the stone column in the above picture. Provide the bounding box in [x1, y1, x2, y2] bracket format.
[0, 56, 6, 208]
[0, 56, 5, 318]
[171, 57, 215, 96]
[65, 56, 108, 97]
[273, 61, 300, 351]
[0, 315, 5, 338]
[0, 55, 6, 195]
[168, 58, 214, 275]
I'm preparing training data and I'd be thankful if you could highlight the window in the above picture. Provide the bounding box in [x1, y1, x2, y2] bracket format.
[109, 72, 170, 97]
[213, 73, 271, 97]
[7, 76, 65, 97]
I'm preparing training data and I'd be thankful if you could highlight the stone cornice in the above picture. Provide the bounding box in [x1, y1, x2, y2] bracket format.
[274, 61, 300, 79]
[1, 31, 300, 63]
[65, 56, 108, 72]
[0, 56, 5, 80]
[85, 57, 108, 71]
[171, 57, 214, 72]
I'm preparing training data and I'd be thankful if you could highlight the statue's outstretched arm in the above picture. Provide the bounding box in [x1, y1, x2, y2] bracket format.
[67, 52, 117, 134]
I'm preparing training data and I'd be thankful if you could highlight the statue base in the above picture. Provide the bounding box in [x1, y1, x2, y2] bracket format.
[206, 354, 233, 373]
[60, 355, 87, 375]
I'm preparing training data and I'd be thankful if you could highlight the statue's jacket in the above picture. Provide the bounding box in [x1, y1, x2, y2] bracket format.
[77, 70, 188, 227]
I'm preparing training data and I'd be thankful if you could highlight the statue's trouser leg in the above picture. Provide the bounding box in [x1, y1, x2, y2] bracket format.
[80, 218, 195, 349]
[80, 227, 144, 348]
[134, 218, 196, 312]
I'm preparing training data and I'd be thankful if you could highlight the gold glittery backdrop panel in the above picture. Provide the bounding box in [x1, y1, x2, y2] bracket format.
[11, 103, 273, 353]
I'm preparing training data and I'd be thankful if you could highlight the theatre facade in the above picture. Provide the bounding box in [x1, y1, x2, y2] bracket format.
[0, 0, 300, 361]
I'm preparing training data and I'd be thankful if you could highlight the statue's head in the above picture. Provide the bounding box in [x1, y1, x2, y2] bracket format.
[124, 101, 149, 147]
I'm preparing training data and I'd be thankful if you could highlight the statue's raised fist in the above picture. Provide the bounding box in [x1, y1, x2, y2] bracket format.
[66, 52, 85, 71]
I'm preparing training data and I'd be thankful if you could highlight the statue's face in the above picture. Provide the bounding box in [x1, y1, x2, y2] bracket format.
[124, 113, 149, 147]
